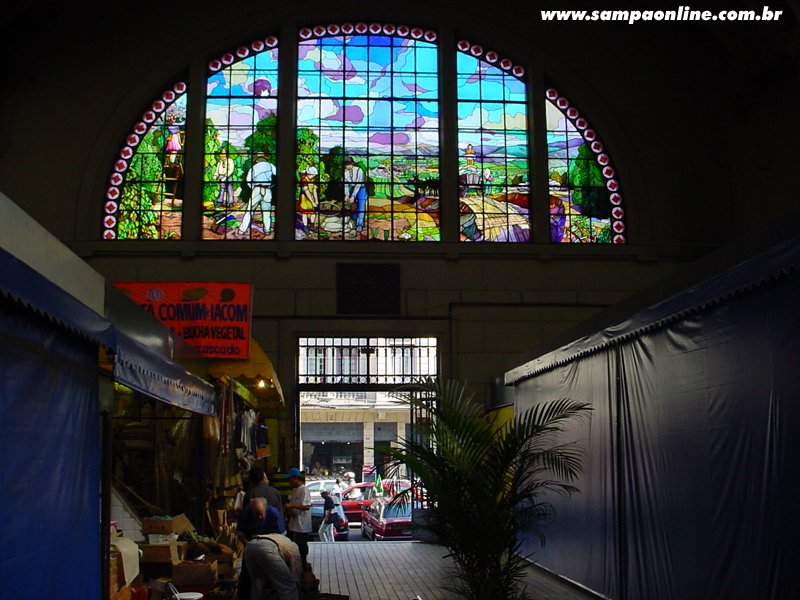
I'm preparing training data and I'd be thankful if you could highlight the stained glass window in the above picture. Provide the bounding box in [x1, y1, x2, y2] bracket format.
[103, 82, 187, 240]
[203, 38, 280, 240]
[103, 26, 626, 245]
[546, 88, 625, 243]
[295, 24, 441, 241]
[456, 42, 530, 242]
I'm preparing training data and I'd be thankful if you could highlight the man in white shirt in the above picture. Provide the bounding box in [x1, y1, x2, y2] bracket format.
[238, 155, 276, 236]
[343, 156, 367, 233]
[283, 467, 311, 568]
[331, 478, 345, 520]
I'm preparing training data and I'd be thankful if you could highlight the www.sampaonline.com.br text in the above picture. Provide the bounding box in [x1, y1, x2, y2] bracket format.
[541, 6, 783, 24]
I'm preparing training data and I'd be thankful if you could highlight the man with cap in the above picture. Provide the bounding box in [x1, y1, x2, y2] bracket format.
[283, 467, 311, 568]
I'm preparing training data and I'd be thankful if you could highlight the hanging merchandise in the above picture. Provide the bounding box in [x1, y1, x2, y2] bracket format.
[255, 417, 270, 458]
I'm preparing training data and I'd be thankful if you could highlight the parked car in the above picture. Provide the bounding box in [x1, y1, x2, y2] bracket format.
[360, 496, 417, 540]
[381, 478, 425, 501]
[303, 479, 339, 500]
[340, 482, 378, 523]
[339, 480, 423, 523]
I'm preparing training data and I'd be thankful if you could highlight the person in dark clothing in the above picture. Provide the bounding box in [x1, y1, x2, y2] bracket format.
[237, 498, 286, 600]
[317, 490, 336, 542]
[237, 497, 286, 543]
[244, 467, 284, 515]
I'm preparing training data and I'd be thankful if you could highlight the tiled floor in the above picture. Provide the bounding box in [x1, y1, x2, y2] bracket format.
[308, 541, 601, 600]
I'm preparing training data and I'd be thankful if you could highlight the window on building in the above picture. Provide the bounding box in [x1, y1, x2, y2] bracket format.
[296, 24, 440, 241]
[103, 23, 624, 244]
[298, 336, 438, 385]
[456, 42, 530, 242]
[103, 82, 187, 240]
[203, 37, 280, 239]
[546, 88, 625, 243]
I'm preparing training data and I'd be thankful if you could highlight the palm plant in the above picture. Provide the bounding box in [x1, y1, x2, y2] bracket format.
[382, 378, 591, 600]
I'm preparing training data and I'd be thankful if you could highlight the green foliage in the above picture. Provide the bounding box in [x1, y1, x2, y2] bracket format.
[296, 128, 320, 172]
[383, 378, 591, 600]
[117, 128, 165, 239]
[117, 184, 159, 239]
[297, 128, 330, 195]
[321, 146, 345, 202]
[244, 114, 278, 157]
[596, 222, 612, 243]
[567, 143, 611, 219]
[204, 120, 221, 202]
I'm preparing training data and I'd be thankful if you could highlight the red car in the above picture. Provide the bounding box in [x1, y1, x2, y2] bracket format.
[360, 496, 415, 540]
[340, 479, 423, 523]
[339, 482, 378, 523]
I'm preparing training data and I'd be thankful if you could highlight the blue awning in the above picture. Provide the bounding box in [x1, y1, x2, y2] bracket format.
[1, 248, 215, 415]
[112, 332, 216, 415]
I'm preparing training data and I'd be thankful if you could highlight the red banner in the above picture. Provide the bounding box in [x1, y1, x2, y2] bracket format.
[114, 282, 252, 359]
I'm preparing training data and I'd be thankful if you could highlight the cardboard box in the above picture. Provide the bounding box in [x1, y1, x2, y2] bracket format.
[138, 539, 188, 564]
[141, 514, 194, 534]
[109, 551, 121, 595]
[147, 533, 178, 544]
[172, 559, 218, 586]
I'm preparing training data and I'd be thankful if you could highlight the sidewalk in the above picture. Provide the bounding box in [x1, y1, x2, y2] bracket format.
[308, 541, 601, 600]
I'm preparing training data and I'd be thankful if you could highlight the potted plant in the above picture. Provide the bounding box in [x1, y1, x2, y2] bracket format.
[382, 378, 590, 600]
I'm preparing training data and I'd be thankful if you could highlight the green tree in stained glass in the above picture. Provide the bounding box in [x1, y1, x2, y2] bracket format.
[297, 128, 320, 172]
[297, 128, 329, 191]
[239, 115, 278, 205]
[596, 223, 612, 243]
[204, 119, 222, 204]
[567, 143, 610, 219]
[117, 128, 163, 239]
[118, 185, 159, 239]
[321, 146, 346, 203]
[244, 114, 278, 157]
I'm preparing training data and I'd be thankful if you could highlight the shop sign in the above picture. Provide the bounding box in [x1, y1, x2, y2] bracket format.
[114, 281, 252, 359]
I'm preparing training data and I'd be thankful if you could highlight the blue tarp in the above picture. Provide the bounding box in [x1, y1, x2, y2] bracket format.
[0, 296, 101, 598]
[0, 248, 215, 415]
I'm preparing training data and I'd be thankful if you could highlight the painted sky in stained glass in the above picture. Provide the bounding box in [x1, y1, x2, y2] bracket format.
[297, 35, 440, 156]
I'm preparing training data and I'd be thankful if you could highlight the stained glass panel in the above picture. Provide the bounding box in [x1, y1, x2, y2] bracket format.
[456, 48, 530, 242]
[546, 88, 625, 243]
[295, 25, 441, 241]
[103, 29, 626, 246]
[103, 83, 187, 240]
[203, 38, 279, 240]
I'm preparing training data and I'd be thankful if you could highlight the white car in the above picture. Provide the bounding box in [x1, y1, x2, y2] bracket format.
[303, 479, 339, 500]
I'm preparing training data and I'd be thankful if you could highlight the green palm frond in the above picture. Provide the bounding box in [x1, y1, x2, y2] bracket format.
[381, 378, 591, 600]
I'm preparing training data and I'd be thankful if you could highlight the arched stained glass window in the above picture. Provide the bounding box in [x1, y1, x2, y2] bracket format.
[103, 82, 187, 240]
[102, 25, 626, 244]
[456, 41, 530, 242]
[295, 24, 441, 241]
[203, 37, 280, 240]
[546, 88, 625, 243]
